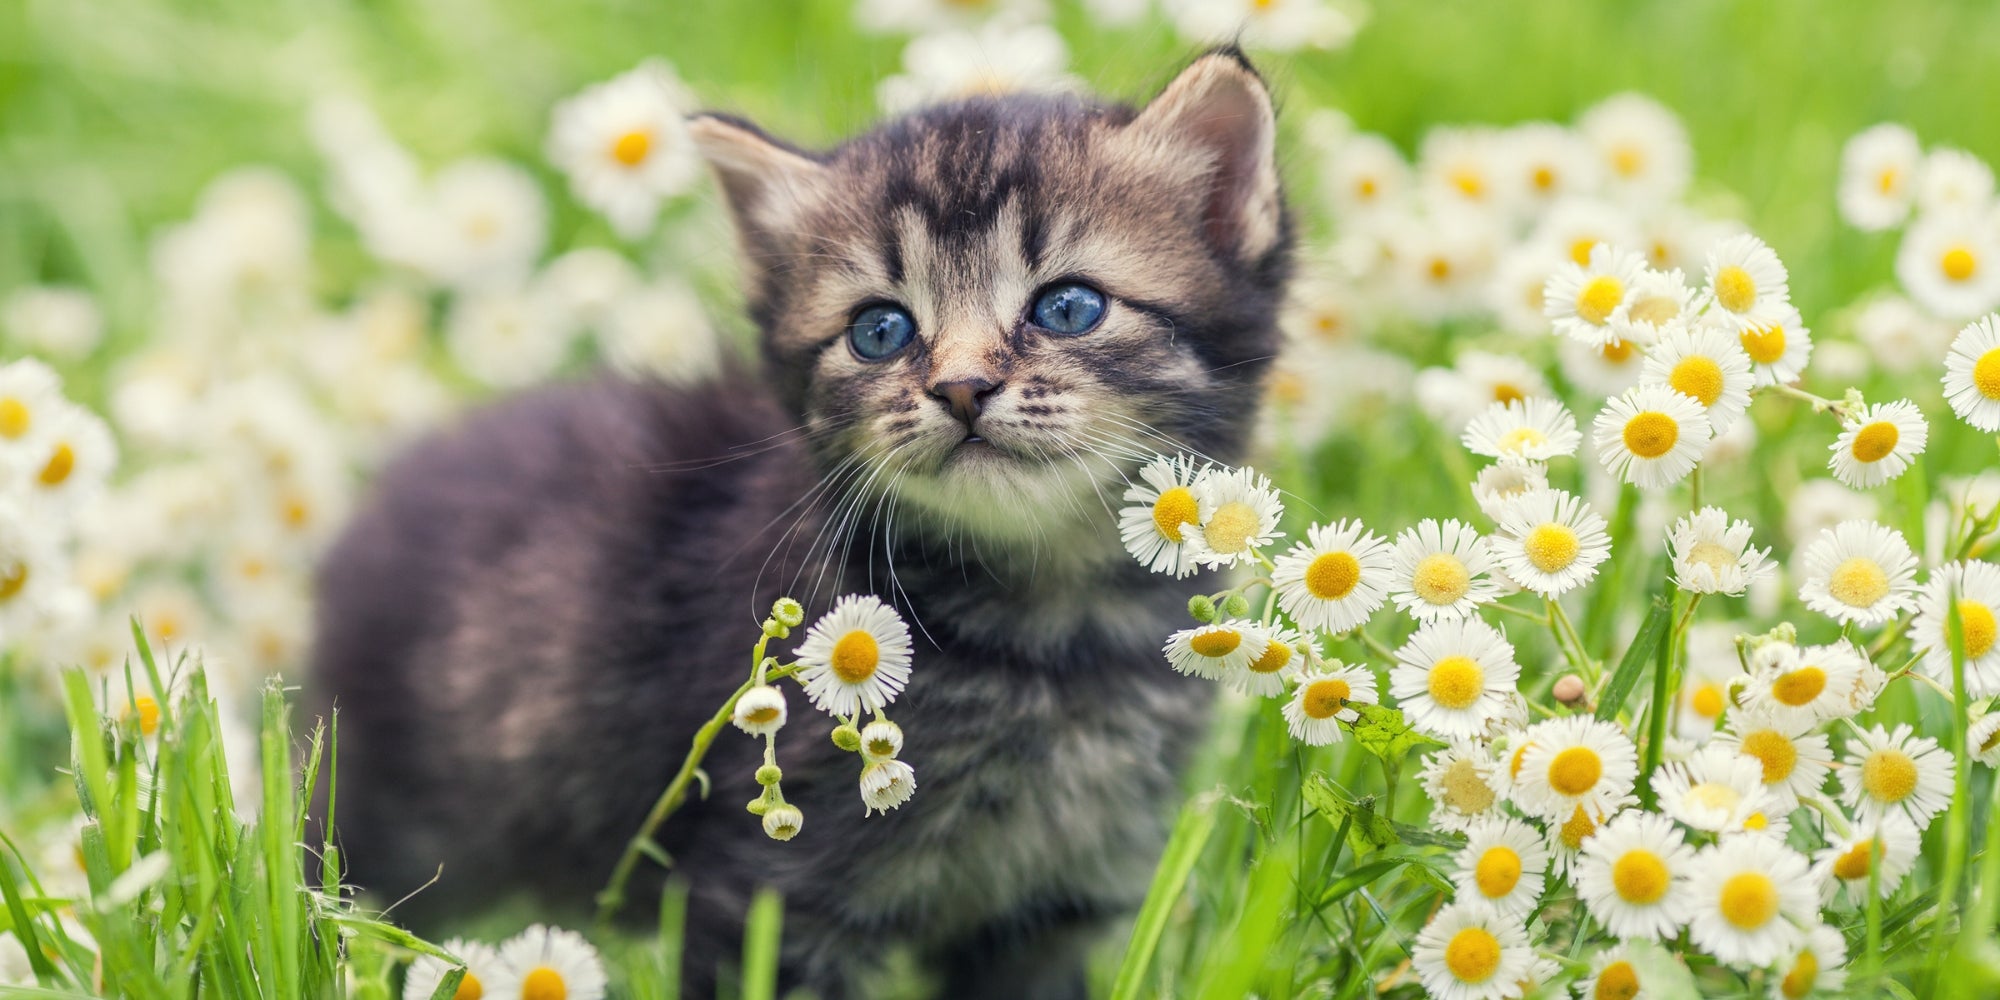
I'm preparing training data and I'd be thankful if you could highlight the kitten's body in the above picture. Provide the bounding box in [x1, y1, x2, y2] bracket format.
[311, 52, 1289, 997]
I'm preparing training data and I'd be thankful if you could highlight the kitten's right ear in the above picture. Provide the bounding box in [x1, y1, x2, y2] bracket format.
[688, 114, 826, 264]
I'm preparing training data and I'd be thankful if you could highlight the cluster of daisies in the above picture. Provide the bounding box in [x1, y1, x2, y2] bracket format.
[404, 926, 607, 1000]
[1839, 124, 2000, 321]
[857, 0, 1362, 115]
[0, 359, 116, 646]
[729, 595, 921, 841]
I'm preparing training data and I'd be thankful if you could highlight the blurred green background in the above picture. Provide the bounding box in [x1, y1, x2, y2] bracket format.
[6, 0, 2000, 328]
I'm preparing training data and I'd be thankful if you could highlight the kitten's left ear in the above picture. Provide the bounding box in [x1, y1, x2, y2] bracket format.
[1119, 50, 1283, 263]
[688, 113, 827, 271]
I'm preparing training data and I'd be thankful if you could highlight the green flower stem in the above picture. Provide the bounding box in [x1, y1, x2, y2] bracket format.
[1355, 629, 1398, 663]
[1546, 599, 1596, 683]
[595, 662, 798, 928]
[1639, 587, 1689, 808]
[1484, 600, 1549, 626]
[1921, 590, 1973, 993]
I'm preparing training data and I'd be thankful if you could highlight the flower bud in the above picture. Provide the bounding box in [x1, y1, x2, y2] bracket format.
[732, 685, 788, 736]
[772, 597, 806, 629]
[1187, 595, 1217, 622]
[831, 723, 862, 752]
[762, 804, 804, 841]
[1221, 593, 1251, 618]
[859, 720, 904, 763]
[761, 617, 790, 639]
[1553, 674, 1587, 706]
[756, 764, 783, 786]
[746, 796, 771, 816]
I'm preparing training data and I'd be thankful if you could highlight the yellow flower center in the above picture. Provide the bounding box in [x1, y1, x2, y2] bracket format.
[1770, 666, 1826, 707]
[452, 972, 484, 1000]
[1850, 421, 1899, 463]
[1833, 839, 1879, 881]
[1611, 144, 1645, 178]
[1622, 411, 1679, 459]
[867, 735, 897, 757]
[1532, 166, 1557, 191]
[1744, 812, 1769, 831]
[1305, 551, 1362, 600]
[1828, 557, 1891, 608]
[1248, 640, 1292, 674]
[1356, 177, 1378, 200]
[1594, 960, 1640, 1000]
[1942, 246, 1978, 282]
[1302, 678, 1351, 719]
[1714, 265, 1757, 313]
[39, 442, 75, 486]
[1496, 426, 1548, 454]
[1558, 805, 1598, 849]
[1475, 846, 1522, 899]
[1740, 324, 1787, 364]
[1862, 748, 1919, 803]
[744, 706, 781, 725]
[610, 129, 653, 167]
[1151, 486, 1199, 543]
[1444, 927, 1501, 983]
[1877, 167, 1899, 194]
[1450, 168, 1486, 200]
[1510, 743, 1533, 779]
[1740, 729, 1797, 784]
[1203, 501, 1260, 554]
[0, 397, 28, 439]
[1427, 655, 1485, 709]
[1439, 757, 1496, 814]
[1600, 339, 1636, 363]
[1669, 356, 1725, 406]
[1975, 348, 2000, 400]
[1719, 872, 1779, 929]
[0, 562, 27, 602]
[1958, 599, 1998, 659]
[1690, 681, 1726, 719]
[1569, 238, 1599, 267]
[134, 695, 161, 736]
[1629, 293, 1680, 326]
[1188, 630, 1241, 661]
[1575, 276, 1625, 326]
[1548, 746, 1603, 796]
[1611, 849, 1670, 904]
[1781, 949, 1819, 999]
[1492, 382, 1526, 405]
[830, 630, 881, 684]
[1428, 256, 1453, 282]
[521, 967, 567, 1000]
[1412, 554, 1472, 606]
[1524, 523, 1580, 573]
[1687, 780, 1741, 812]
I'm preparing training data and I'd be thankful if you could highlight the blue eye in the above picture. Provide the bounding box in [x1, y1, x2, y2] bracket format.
[1031, 282, 1107, 336]
[848, 304, 917, 361]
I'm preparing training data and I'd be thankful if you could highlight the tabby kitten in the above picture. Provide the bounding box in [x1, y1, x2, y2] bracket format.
[309, 49, 1291, 999]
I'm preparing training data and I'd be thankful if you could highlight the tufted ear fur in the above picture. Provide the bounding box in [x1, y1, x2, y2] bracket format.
[688, 113, 828, 277]
[1118, 50, 1283, 263]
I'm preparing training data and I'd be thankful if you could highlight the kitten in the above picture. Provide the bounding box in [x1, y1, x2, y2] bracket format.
[308, 49, 1291, 999]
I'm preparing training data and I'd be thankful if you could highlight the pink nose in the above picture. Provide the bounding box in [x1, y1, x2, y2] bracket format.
[930, 377, 1000, 428]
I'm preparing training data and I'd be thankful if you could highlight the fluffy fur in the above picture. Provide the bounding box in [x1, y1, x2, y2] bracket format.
[309, 50, 1292, 998]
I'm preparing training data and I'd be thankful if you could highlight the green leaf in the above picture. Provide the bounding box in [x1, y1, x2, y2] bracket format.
[1302, 776, 1397, 855]
[1109, 791, 1221, 1000]
[1596, 596, 1674, 722]
[1350, 703, 1440, 761]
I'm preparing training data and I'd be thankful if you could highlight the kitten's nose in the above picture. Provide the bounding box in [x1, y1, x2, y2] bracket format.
[930, 377, 1001, 429]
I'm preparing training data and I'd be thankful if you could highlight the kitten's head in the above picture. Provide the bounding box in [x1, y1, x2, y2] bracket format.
[693, 52, 1290, 550]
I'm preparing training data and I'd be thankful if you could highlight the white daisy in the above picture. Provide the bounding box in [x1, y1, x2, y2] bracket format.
[1898, 209, 2000, 320]
[1558, 335, 1647, 397]
[1222, 626, 1308, 697]
[1545, 243, 1650, 345]
[1419, 127, 1508, 211]
[1685, 835, 1815, 970]
[1530, 197, 1640, 270]
[1838, 723, 1954, 829]
[860, 720, 904, 763]
[1389, 617, 1520, 740]
[1943, 314, 2000, 432]
[1471, 461, 1550, 523]
[1452, 815, 1548, 917]
[762, 803, 804, 841]
[1162, 0, 1361, 52]
[1734, 304, 1813, 387]
[1666, 507, 1774, 596]
[1578, 93, 1693, 204]
[1385, 519, 1503, 622]
[546, 59, 700, 240]
[1795, 520, 1919, 627]
[1771, 921, 1848, 999]
[1573, 811, 1697, 941]
[443, 287, 576, 389]
[1837, 124, 1922, 232]
[1163, 621, 1264, 680]
[1118, 455, 1208, 578]
[1511, 715, 1639, 823]
[1489, 488, 1611, 598]
[1320, 132, 1411, 219]
[860, 759, 917, 814]
[1651, 745, 1773, 834]
[1461, 398, 1582, 462]
[1183, 465, 1284, 570]
[0, 358, 63, 447]
[1812, 812, 1922, 907]
[1547, 801, 1632, 881]
[1592, 385, 1713, 490]
[1917, 147, 1995, 217]
[1828, 399, 1928, 489]
[1418, 741, 1505, 833]
[488, 925, 608, 1000]
[1855, 294, 1953, 374]
[1639, 324, 1756, 436]
[404, 939, 501, 1000]
[1460, 350, 1555, 415]
[1712, 708, 1833, 813]
[1410, 900, 1535, 1000]
[1611, 266, 1697, 346]
[794, 595, 915, 717]
[1272, 520, 1393, 633]
[731, 685, 788, 736]
[12, 400, 116, 516]
[425, 157, 548, 289]
[875, 22, 1079, 113]
[598, 280, 720, 384]
[1703, 233, 1792, 331]
[1911, 559, 2000, 697]
[1575, 944, 1647, 1000]
[1504, 123, 1600, 211]
[0, 499, 61, 638]
[1282, 661, 1377, 745]
[1742, 641, 1866, 729]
